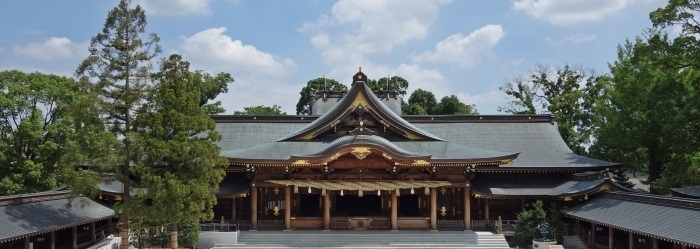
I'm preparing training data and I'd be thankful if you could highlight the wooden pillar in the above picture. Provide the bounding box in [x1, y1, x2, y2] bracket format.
[430, 187, 437, 230]
[231, 198, 237, 223]
[251, 186, 258, 230]
[323, 191, 330, 230]
[464, 185, 471, 230]
[391, 190, 398, 230]
[72, 226, 78, 249]
[575, 219, 580, 235]
[91, 222, 96, 242]
[608, 227, 614, 249]
[108, 218, 112, 235]
[285, 186, 291, 230]
[628, 232, 634, 249]
[589, 223, 594, 249]
[50, 231, 56, 249]
[652, 238, 658, 249]
[484, 198, 490, 220]
[24, 237, 30, 249]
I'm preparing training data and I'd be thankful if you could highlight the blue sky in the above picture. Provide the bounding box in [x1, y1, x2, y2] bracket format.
[0, 0, 668, 114]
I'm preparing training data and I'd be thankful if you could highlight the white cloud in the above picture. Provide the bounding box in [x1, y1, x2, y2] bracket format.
[180, 27, 297, 77]
[502, 57, 526, 67]
[13, 37, 87, 61]
[413, 24, 505, 68]
[512, 0, 633, 25]
[136, 0, 209, 15]
[546, 33, 597, 45]
[456, 89, 508, 114]
[303, 0, 451, 65]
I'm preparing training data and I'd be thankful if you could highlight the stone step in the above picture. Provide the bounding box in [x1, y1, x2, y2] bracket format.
[213, 230, 510, 249]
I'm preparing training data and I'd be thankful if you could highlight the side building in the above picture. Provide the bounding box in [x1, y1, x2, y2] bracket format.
[210, 69, 625, 231]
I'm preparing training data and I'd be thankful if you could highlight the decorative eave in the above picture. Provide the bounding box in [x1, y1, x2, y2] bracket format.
[278, 70, 443, 141]
[471, 172, 626, 200]
[290, 135, 431, 164]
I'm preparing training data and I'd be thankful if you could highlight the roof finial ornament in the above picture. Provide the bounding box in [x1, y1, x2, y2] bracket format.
[359, 66, 362, 72]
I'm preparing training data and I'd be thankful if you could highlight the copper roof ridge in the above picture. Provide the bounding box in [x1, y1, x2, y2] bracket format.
[602, 190, 700, 210]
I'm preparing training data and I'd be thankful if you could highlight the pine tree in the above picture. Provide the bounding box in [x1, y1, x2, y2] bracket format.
[132, 54, 227, 249]
[75, 0, 160, 247]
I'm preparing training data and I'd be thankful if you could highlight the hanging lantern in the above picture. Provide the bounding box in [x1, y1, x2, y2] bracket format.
[340, 189, 344, 196]
[425, 187, 430, 195]
[359, 190, 364, 197]
[321, 189, 326, 196]
[396, 188, 401, 196]
[411, 187, 415, 195]
[308, 186, 312, 194]
[294, 185, 299, 194]
[377, 190, 381, 196]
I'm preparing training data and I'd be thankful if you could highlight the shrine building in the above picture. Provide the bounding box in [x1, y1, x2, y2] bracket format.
[210, 69, 623, 231]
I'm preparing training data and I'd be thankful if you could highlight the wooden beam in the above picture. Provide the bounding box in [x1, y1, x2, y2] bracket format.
[430, 187, 437, 230]
[608, 227, 613, 249]
[72, 226, 77, 249]
[484, 198, 490, 220]
[91, 222, 96, 242]
[323, 191, 330, 230]
[24, 237, 30, 249]
[629, 232, 634, 249]
[464, 185, 471, 230]
[285, 186, 291, 230]
[50, 231, 55, 249]
[391, 190, 398, 231]
[251, 186, 258, 230]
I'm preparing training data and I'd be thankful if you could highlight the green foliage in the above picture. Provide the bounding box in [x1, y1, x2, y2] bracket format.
[405, 89, 437, 115]
[612, 168, 636, 189]
[192, 71, 234, 115]
[74, 0, 161, 247]
[0, 70, 114, 195]
[131, 54, 227, 246]
[367, 76, 409, 96]
[500, 65, 605, 155]
[235, 105, 286, 115]
[591, 33, 699, 187]
[547, 203, 565, 243]
[512, 200, 547, 248]
[402, 103, 428, 115]
[650, 0, 700, 68]
[296, 77, 346, 115]
[437, 95, 477, 115]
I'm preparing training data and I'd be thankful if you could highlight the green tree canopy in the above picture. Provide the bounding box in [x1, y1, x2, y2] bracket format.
[132, 54, 227, 248]
[0, 70, 113, 195]
[74, 0, 161, 247]
[499, 65, 605, 155]
[367, 76, 409, 96]
[591, 32, 700, 190]
[192, 71, 234, 115]
[404, 89, 437, 115]
[437, 95, 477, 115]
[235, 105, 286, 115]
[296, 77, 346, 115]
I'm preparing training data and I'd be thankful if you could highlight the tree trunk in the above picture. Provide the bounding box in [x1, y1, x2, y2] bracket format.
[647, 146, 663, 184]
[170, 223, 178, 249]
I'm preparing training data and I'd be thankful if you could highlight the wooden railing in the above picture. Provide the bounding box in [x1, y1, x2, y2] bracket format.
[257, 219, 284, 231]
[331, 218, 350, 229]
[471, 220, 493, 231]
[437, 220, 464, 231]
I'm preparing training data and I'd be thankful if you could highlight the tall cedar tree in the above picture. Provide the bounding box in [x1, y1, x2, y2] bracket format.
[499, 65, 605, 155]
[296, 77, 346, 115]
[75, 0, 161, 246]
[0, 71, 114, 195]
[132, 54, 227, 249]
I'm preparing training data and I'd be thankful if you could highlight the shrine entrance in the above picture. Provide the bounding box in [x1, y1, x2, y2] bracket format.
[335, 195, 382, 216]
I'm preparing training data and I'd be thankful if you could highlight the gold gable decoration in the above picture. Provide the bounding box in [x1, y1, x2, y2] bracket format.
[266, 180, 451, 191]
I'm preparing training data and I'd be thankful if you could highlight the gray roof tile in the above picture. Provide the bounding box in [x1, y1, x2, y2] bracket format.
[562, 191, 700, 247]
[0, 192, 114, 242]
